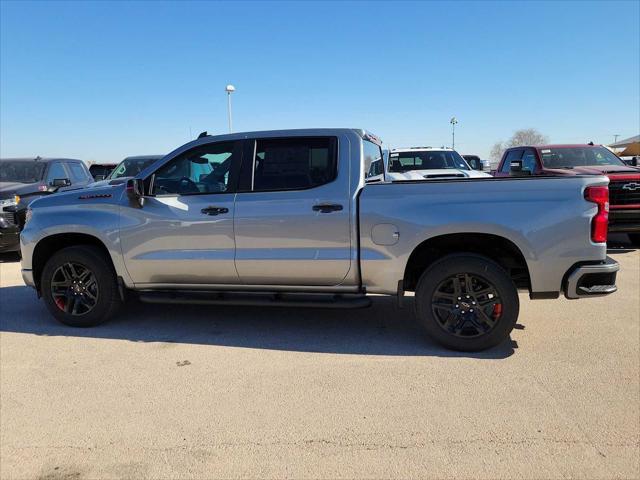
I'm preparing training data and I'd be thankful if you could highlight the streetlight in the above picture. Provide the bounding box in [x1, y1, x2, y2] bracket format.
[225, 84, 235, 133]
[613, 134, 620, 144]
[450, 117, 458, 149]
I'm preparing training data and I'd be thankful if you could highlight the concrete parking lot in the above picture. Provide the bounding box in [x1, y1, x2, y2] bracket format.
[1, 236, 638, 480]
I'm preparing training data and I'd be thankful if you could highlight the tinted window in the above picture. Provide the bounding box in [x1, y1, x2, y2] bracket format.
[68, 162, 90, 183]
[501, 149, 523, 173]
[109, 157, 160, 179]
[363, 140, 383, 181]
[539, 146, 625, 169]
[521, 149, 537, 173]
[152, 142, 234, 195]
[253, 137, 337, 191]
[0, 161, 45, 183]
[46, 162, 68, 182]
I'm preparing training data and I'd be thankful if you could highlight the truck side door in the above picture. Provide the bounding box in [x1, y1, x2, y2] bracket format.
[119, 140, 242, 285]
[233, 136, 353, 286]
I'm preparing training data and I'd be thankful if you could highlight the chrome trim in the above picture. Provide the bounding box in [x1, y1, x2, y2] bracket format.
[133, 283, 362, 293]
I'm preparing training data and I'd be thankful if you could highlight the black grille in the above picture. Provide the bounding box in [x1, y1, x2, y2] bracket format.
[0, 211, 17, 226]
[609, 181, 640, 206]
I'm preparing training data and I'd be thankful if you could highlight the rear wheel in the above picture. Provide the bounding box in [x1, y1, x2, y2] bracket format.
[41, 245, 121, 327]
[415, 254, 519, 351]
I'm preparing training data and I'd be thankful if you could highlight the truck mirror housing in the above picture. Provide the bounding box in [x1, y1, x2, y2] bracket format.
[126, 178, 145, 208]
[49, 178, 71, 191]
[509, 160, 530, 176]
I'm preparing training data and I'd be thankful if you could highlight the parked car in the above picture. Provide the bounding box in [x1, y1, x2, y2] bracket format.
[20, 129, 618, 351]
[462, 155, 491, 172]
[384, 147, 492, 181]
[89, 163, 117, 181]
[0, 157, 92, 253]
[494, 144, 640, 243]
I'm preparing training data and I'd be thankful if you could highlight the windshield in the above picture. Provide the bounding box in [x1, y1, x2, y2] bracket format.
[108, 158, 159, 179]
[540, 147, 626, 169]
[388, 150, 470, 172]
[0, 161, 45, 183]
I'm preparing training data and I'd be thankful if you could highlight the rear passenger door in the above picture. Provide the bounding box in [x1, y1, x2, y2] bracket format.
[233, 136, 353, 286]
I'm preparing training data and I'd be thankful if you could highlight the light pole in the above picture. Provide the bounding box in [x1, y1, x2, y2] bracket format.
[613, 134, 620, 144]
[450, 117, 458, 149]
[225, 84, 235, 133]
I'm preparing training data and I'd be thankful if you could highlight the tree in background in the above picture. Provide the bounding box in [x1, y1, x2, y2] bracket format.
[490, 128, 549, 163]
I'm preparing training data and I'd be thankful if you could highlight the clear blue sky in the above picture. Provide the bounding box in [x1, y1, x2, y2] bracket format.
[1, 0, 639, 163]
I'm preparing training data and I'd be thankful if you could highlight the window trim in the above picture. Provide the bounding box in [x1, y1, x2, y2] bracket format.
[144, 140, 243, 198]
[238, 136, 339, 194]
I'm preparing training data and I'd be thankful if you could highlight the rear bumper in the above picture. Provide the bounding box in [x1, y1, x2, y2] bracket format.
[609, 208, 640, 233]
[563, 256, 619, 299]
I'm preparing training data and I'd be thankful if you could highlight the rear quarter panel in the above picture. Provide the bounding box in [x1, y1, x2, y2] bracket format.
[359, 176, 608, 294]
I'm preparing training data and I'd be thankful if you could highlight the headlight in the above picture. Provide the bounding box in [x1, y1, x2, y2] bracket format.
[0, 198, 17, 208]
[14, 194, 20, 204]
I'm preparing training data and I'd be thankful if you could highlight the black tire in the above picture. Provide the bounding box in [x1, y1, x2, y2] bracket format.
[415, 254, 519, 351]
[41, 245, 121, 327]
[628, 233, 640, 247]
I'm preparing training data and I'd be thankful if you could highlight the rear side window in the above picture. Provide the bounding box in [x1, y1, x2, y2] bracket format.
[46, 162, 68, 182]
[363, 140, 383, 182]
[252, 137, 337, 192]
[67, 162, 90, 182]
[501, 149, 523, 173]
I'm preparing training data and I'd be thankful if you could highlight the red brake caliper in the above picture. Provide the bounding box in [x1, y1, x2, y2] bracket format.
[55, 297, 65, 311]
[492, 303, 503, 320]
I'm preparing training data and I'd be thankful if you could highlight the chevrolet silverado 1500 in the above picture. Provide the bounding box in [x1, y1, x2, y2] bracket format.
[20, 129, 619, 351]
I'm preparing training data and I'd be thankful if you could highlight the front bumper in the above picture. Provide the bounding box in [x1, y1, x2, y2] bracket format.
[563, 256, 619, 299]
[0, 226, 21, 253]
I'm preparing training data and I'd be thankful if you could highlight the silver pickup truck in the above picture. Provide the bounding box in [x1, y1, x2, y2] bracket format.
[20, 129, 619, 351]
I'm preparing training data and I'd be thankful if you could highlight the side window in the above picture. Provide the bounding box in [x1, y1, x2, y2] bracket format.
[521, 149, 538, 173]
[67, 162, 90, 183]
[252, 137, 337, 192]
[46, 162, 68, 183]
[501, 149, 523, 172]
[152, 142, 235, 195]
[363, 140, 383, 182]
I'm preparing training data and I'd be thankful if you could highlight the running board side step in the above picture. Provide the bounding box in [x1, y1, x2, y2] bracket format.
[138, 291, 372, 309]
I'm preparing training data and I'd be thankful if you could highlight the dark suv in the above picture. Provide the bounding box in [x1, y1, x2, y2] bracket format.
[0, 157, 93, 253]
[495, 144, 640, 243]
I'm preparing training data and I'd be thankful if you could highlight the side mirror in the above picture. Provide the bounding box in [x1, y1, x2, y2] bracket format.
[126, 178, 145, 208]
[49, 178, 71, 191]
[623, 158, 638, 167]
[475, 162, 484, 171]
[509, 160, 531, 176]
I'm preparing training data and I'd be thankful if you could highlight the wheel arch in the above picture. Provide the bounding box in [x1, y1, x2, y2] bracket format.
[32, 233, 116, 292]
[403, 233, 531, 292]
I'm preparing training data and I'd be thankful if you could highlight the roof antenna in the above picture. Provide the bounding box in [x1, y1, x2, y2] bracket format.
[197, 131, 208, 139]
[588, 141, 594, 146]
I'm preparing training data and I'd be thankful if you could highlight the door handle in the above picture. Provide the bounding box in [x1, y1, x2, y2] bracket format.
[312, 203, 343, 213]
[201, 206, 229, 216]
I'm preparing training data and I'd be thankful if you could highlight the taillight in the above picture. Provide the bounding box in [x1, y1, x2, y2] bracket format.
[585, 186, 609, 243]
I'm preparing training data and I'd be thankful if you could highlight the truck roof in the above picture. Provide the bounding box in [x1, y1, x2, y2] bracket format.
[194, 128, 381, 144]
[391, 147, 455, 152]
[506, 144, 603, 150]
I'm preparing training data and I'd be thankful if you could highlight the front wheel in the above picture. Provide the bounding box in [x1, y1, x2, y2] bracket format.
[41, 245, 121, 327]
[415, 254, 519, 351]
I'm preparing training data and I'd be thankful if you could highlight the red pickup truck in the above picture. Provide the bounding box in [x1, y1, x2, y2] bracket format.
[495, 144, 640, 244]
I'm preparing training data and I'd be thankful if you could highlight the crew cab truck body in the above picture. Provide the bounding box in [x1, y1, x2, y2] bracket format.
[20, 129, 619, 351]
